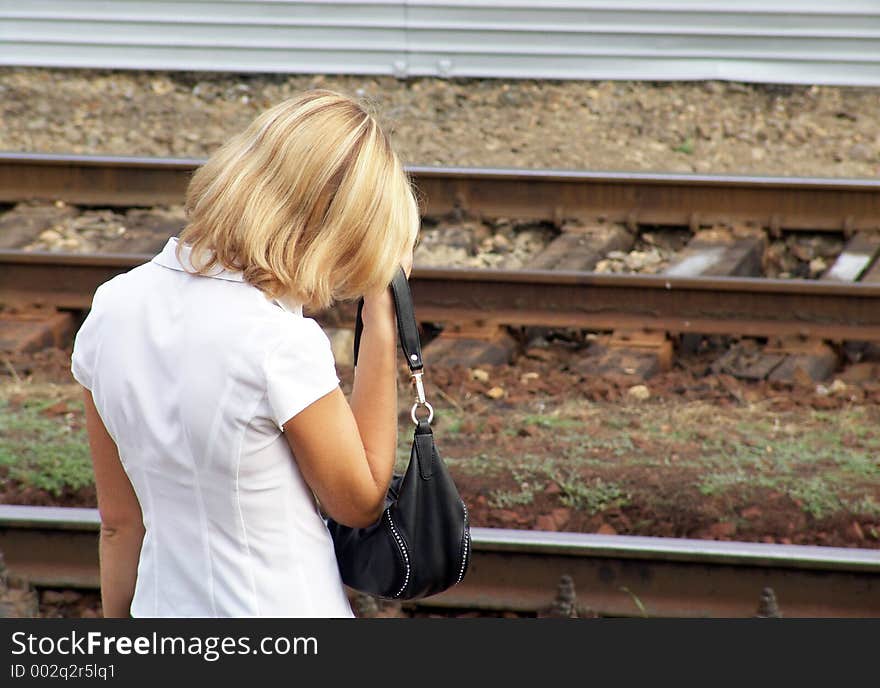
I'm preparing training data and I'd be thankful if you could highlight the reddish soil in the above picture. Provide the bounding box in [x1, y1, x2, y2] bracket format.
[422, 343, 880, 550]
[2, 334, 879, 551]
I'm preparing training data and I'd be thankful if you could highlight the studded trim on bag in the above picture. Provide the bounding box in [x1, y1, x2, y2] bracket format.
[457, 501, 470, 585]
[385, 510, 411, 598]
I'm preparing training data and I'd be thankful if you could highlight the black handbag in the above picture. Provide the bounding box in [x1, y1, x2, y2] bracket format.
[326, 268, 471, 601]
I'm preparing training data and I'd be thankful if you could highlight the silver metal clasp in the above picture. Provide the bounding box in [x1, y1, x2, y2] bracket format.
[410, 371, 434, 424]
[412, 371, 426, 405]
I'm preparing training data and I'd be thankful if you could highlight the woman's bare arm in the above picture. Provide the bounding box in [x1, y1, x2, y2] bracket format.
[83, 390, 144, 617]
[283, 288, 399, 528]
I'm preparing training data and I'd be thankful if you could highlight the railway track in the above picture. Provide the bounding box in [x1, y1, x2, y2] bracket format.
[0, 505, 877, 618]
[2, 153, 880, 343]
[2, 152, 880, 231]
[2, 254, 880, 341]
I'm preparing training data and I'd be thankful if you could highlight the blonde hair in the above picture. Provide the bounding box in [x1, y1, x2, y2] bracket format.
[178, 90, 420, 310]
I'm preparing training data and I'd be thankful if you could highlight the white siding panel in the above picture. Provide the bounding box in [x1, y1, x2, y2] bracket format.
[1, 0, 878, 85]
[3, 43, 403, 74]
[3, 20, 405, 50]
[1, 1, 405, 27]
[407, 7, 880, 37]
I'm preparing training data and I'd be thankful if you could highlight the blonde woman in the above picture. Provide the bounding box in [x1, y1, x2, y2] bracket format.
[71, 91, 420, 618]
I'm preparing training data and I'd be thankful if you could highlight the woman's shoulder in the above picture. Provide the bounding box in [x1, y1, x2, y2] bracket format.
[260, 306, 340, 428]
[261, 306, 334, 361]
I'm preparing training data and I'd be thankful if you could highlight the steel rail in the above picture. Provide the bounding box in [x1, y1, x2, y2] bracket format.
[3, 251, 880, 341]
[2, 152, 880, 231]
[0, 505, 877, 617]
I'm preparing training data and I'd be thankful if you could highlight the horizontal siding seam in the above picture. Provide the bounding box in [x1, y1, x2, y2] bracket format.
[0, 14, 403, 28]
[5, 16, 880, 39]
[405, 24, 880, 39]
[1, 38, 406, 52]
[408, 1, 880, 17]
[4, 39, 879, 64]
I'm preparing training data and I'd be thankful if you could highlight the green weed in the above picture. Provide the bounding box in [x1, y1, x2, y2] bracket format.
[0, 398, 93, 496]
[519, 413, 581, 430]
[846, 495, 880, 519]
[545, 469, 630, 513]
[787, 476, 846, 520]
[488, 469, 546, 509]
[673, 137, 695, 155]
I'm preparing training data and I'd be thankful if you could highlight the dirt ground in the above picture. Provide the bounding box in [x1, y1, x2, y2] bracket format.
[1, 67, 879, 178]
[2, 337, 878, 551]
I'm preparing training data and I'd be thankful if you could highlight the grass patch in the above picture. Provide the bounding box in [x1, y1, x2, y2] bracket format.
[444, 452, 506, 478]
[3, 379, 879, 536]
[545, 469, 631, 513]
[448, 399, 879, 523]
[645, 402, 880, 519]
[518, 413, 582, 430]
[0, 386, 93, 497]
[488, 469, 546, 509]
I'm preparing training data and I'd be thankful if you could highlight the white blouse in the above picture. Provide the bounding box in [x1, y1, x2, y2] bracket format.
[72, 238, 354, 618]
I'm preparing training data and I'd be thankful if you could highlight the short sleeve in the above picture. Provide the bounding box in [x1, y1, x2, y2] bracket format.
[70, 283, 108, 390]
[263, 316, 340, 428]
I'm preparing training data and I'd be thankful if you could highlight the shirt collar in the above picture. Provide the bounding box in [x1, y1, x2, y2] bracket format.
[152, 237, 303, 316]
[152, 237, 244, 282]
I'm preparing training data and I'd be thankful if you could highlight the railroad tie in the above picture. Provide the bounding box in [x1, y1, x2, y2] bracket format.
[667, 224, 766, 358]
[664, 226, 766, 279]
[765, 233, 880, 383]
[422, 320, 518, 368]
[528, 221, 634, 272]
[530, 221, 670, 383]
[836, 235, 880, 366]
[579, 225, 764, 384]
[0, 202, 78, 250]
[531, 221, 670, 383]
[576, 329, 673, 385]
[424, 222, 636, 368]
[95, 209, 185, 255]
[704, 227, 871, 383]
[0, 308, 74, 356]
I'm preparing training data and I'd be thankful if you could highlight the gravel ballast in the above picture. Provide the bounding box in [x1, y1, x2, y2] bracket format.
[1, 68, 879, 178]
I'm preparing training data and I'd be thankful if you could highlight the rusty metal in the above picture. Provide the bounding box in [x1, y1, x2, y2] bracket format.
[1, 506, 878, 617]
[424, 528, 880, 618]
[4, 253, 880, 342]
[541, 574, 579, 618]
[0, 153, 197, 207]
[2, 153, 880, 232]
[409, 269, 880, 343]
[0, 506, 100, 589]
[755, 587, 782, 619]
[0, 250, 146, 310]
[411, 166, 880, 232]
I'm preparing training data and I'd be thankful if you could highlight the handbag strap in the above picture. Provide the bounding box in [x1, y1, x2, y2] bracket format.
[352, 268, 433, 424]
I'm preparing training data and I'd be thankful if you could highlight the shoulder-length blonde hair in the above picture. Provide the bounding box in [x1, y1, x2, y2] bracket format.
[178, 90, 420, 310]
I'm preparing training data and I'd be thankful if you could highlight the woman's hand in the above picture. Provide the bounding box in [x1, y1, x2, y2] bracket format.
[362, 245, 414, 321]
